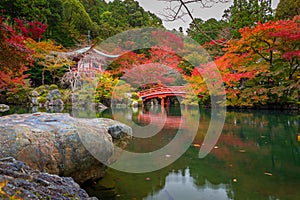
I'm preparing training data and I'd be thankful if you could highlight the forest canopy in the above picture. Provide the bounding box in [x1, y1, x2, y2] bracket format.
[0, 0, 163, 47]
[0, 0, 299, 108]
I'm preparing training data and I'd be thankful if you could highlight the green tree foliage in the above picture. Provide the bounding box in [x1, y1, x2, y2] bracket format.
[95, 72, 118, 105]
[0, 0, 163, 47]
[43, 0, 64, 41]
[0, 0, 50, 22]
[275, 0, 300, 20]
[0, 0, 68, 45]
[98, 0, 163, 40]
[187, 18, 230, 45]
[25, 38, 72, 86]
[223, 0, 274, 38]
[63, 0, 96, 34]
[0, 0, 63, 34]
[80, 0, 107, 25]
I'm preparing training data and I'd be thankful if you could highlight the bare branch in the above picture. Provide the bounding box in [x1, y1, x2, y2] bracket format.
[159, 0, 229, 21]
[159, 0, 230, 45]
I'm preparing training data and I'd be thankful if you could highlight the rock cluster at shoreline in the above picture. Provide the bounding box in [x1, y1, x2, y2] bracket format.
[0, 157, 98, 199]
[0, 112, 132, 184]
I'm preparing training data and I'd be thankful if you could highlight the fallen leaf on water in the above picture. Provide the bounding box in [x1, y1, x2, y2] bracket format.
[193, 144, 201, 147]
[264, 172, 272, 176]
[239, 149, 246, 153]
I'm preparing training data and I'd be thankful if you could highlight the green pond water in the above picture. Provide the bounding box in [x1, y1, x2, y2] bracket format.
[2, 106, 300, 200]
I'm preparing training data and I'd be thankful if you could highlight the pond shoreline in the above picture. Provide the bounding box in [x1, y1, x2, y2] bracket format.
[0, 112, 132, 199]
[0, 102, 299, 115]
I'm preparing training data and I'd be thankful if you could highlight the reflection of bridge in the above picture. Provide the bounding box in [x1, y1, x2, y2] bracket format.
[137, 111, 185, 129]
[138, 85, 186, 106]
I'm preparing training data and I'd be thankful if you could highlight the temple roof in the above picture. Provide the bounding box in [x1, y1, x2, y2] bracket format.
[67, 46, 119, 58]
[53, 46, 119, 59]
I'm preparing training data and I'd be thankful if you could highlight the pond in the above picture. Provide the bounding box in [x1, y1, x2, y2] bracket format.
[1, 105, 300, 200]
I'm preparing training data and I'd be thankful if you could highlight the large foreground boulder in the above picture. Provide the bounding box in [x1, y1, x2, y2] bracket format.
[0, 157, 97, 199]
[0, 113, 132, 184]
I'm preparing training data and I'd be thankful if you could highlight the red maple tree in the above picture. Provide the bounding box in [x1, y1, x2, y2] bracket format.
[14, 18, 47, 41]
[0, 17, 33, 93]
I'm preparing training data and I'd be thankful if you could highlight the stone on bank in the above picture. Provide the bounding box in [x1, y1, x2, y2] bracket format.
[0, 157, 98, 199]
[0, 112, 132, 184]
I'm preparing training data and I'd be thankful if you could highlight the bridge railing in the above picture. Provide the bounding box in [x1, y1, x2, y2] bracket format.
[138, 86, 186, 98]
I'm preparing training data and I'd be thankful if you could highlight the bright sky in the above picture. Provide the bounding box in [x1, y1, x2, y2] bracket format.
[106, 0, 280, 31]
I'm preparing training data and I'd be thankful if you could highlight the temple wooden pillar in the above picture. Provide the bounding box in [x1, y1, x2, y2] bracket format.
[166, 97, 170, 106]
[161, 97, 165, 108]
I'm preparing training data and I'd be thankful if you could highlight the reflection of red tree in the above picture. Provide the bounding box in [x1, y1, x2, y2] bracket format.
[218, 133, 255, 148]
[211, 133, 257, 161]
[193, 131, 257, 161]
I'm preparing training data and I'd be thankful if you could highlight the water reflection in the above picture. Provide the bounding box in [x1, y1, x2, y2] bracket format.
[145, 168, 233, 200]
[2, 105, 300, 199]
[97, 107, 300, 200]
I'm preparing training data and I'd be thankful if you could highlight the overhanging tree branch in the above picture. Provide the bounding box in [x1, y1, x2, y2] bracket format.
[159, 0, 230, 45]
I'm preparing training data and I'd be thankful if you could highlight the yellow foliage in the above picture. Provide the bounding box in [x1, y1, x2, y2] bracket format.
[25, 38, 74, 70]
[0, 180, 23, 199]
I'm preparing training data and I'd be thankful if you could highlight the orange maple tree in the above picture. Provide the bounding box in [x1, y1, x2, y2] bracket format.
[189, 16, 300, 107]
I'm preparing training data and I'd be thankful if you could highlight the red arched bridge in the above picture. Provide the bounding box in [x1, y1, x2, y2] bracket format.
[137, 85, 186, 106]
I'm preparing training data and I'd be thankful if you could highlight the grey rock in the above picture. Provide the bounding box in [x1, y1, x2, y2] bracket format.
[0, 112, 132, 184]
[79, 118, 132, 140]
[45, 89, 64, 107]
[98, 103, 108, 112]
[30, 90, 39, 97]
[0, 104, 9, 112]
[46, 89, 62, 101]
[53, 99, 64, 106]
[0, 157, 98, 199]
[31, 97, 39, 106]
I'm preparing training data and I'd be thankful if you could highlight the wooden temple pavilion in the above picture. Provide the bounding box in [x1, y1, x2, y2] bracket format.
[61, 45, 119, 76]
